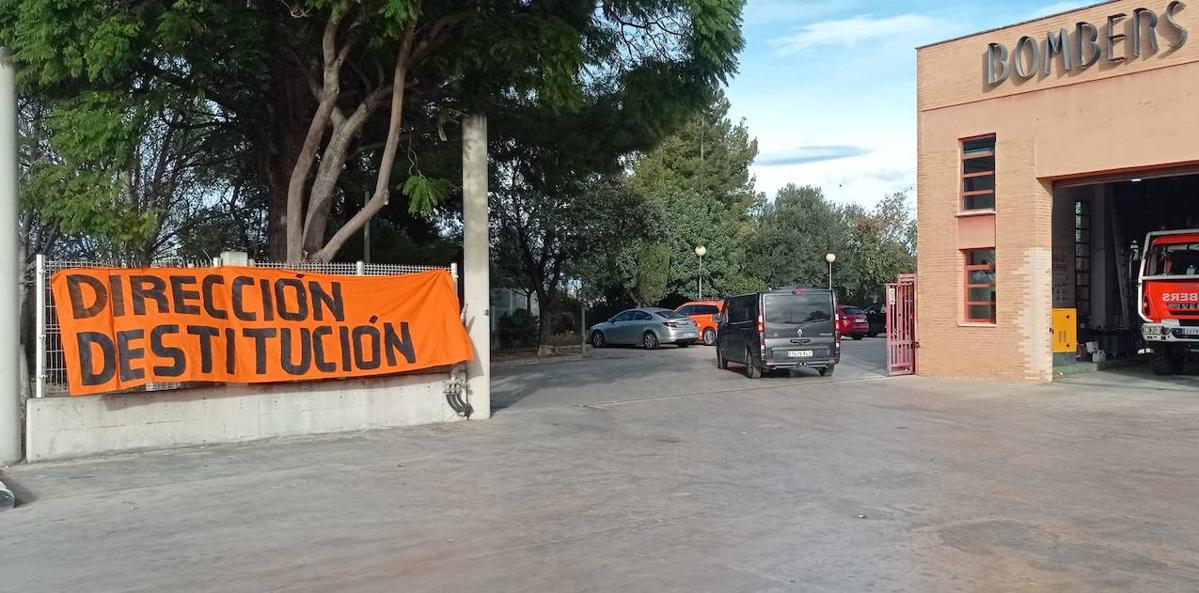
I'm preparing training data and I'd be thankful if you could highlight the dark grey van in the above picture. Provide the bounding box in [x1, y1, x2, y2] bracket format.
[716, 288, 840, 379]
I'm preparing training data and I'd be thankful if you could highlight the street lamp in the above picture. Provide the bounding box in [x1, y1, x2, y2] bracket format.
[695, 245, 707, 299]
[825, 253, 837, 290]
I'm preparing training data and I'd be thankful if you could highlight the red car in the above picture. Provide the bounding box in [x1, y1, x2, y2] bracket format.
[837, 305, 869, 340]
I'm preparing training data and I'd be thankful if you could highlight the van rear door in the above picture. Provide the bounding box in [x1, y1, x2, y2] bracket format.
[761, 291, 837, 362]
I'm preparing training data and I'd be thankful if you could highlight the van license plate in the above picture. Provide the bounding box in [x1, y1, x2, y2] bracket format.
[788, 350, 814, 358]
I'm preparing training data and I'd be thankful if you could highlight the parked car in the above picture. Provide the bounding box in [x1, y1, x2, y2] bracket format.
[675, 300, 724, 346]
[836, 305, 869, 340]
[590, 307, 699, 350]
[862, 302, 886, 337]
[716, 288, 840, 379]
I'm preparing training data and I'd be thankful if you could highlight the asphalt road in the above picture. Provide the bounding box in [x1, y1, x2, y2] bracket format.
[493, 337, 890, 412]
[5, 337, 1199, 592]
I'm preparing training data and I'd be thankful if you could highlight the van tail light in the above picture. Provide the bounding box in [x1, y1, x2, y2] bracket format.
[757, 312, 765, 349]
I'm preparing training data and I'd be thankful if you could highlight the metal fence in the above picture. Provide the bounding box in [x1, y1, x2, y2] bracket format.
[32, 255, 456, 398]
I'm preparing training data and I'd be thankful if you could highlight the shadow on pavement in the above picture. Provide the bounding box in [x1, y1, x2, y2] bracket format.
[1055, 359, 1199, 393]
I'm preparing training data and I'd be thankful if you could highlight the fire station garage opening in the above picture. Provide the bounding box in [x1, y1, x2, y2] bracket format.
[1052, 171, 1199, 376]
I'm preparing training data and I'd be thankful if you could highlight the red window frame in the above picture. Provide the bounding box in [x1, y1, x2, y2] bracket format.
[964, 249, 997, 324]
[961, 134, 996, 212]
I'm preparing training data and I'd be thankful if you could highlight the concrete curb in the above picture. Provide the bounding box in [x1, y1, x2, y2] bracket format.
[493, 355, 584, 369]
[0, 477, 14, 511]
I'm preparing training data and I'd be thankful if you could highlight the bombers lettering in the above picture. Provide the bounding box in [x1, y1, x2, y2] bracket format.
[986, 2, 1188, 85]
[1162, 292, 1199, 302]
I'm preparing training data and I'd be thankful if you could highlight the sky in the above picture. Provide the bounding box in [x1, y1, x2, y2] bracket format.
[726, 0, 1097, 207]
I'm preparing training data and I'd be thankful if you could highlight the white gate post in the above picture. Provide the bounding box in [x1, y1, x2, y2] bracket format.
[34, 254, 44, 399]
[0, 50, 22, 463]
[462, 114, 490, 419]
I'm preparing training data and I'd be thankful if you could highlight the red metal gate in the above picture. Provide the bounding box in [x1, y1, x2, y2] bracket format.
[886, 274, 917, 376]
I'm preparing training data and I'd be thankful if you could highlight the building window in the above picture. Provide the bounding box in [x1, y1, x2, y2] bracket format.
[961, 135, 996, 211]
[965, 249, 996, 323]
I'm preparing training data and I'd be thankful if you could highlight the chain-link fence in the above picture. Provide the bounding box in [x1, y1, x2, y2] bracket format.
[31, 255, 455, 398]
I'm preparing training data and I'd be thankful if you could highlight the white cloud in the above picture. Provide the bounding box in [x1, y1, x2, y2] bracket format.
[1030, 1, 1095, 19]
[768, 14, 941, 55]
[751, 148, 916, 208]
[756, 145, 872, 167]
[742, 0, 856, 26]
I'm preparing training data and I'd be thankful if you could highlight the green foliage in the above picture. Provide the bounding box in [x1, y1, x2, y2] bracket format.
[400, 175, 452, 215]
[23, 163, 157, 242]
[379, 0, 419, 22]
[2, 0, 747, 261]
[497, 309, 539, 349]
[744, 185, 916, 305]
[745, 185, 844, 289]
[634, 243, 671, 306]
[626, 92, 762, 299]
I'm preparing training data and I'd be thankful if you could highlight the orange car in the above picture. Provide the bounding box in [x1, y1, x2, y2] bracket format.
[675, 300, 724, 346]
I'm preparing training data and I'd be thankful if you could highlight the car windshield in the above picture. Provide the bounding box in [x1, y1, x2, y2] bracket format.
[655, 310, 685, 319]
[1146, 242, 1199, 277]
[842, 307, 864, 315]
[764, 294, 832, 325]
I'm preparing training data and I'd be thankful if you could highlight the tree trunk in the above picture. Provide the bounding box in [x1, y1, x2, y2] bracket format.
[310, 22, 416, 263]
[536, 290, 555, 357]
[301, 86, 391, 255]
[261, 45, 312, 261]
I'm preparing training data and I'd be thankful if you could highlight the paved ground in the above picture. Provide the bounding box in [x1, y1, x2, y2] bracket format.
[4, 339, 1199, 592]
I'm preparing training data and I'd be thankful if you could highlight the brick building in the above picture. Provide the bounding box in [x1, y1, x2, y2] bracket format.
[916, 0, 1199, 381]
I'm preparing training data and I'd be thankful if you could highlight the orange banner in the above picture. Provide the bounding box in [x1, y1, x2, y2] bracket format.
[50, 267, 473, 396]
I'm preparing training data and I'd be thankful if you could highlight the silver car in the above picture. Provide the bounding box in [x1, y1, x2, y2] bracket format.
[590, 307, 699, 350]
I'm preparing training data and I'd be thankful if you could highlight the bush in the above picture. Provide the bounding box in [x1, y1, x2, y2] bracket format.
[497, 309, 538, 349]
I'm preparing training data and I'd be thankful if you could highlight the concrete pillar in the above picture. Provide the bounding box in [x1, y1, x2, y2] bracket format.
[0, 50, 21, 464]
[219, 250, 250, 266]
[462, 114, 490, 419]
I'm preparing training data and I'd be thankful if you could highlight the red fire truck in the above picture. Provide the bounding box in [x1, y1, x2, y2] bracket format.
[1139, 230, 1199, 375]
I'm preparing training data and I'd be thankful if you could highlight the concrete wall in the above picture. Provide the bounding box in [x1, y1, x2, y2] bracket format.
[26, 372, 462, 462]
[916, 0, 1199, 382]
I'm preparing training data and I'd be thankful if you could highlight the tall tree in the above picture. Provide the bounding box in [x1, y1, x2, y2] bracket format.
[1, 0, 747, 261]
[835, 190, 917, 304]
[745, 184, 846, 290]
[493, 171, 657, 348]
[627, 93, 762, 299]
[744, 185, 916, 304]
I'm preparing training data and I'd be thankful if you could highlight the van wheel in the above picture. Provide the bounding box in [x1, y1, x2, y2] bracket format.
[851, 335, 864, 341]
[819, 365, 835, 377]
[1151, 346, 1185, 375]
[643, 331, 660, 350]
[591, 331, 607, 349]
[703, 328, 717, 346]
[744, 349, 762, 379]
